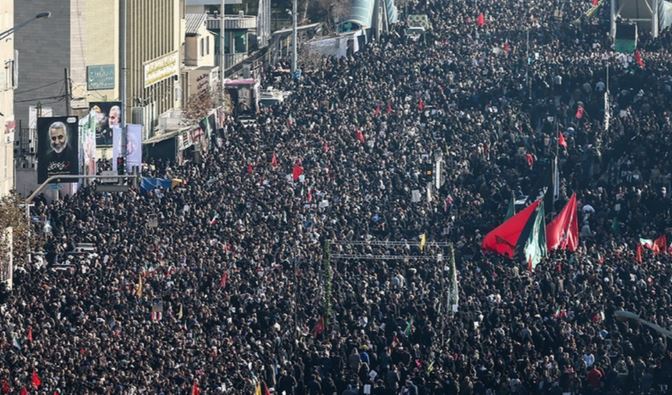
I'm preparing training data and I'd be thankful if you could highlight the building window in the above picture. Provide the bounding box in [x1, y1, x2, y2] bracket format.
[206, 36, 210, 55]
[200, 38, 205, 57]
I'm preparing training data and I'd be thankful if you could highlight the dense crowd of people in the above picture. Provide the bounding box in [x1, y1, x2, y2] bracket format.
[2, 0, 672, 393]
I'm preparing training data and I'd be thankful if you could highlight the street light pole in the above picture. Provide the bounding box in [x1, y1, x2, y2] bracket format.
[0, 12, 51, 41]
[291, 0, 298, 74]
[220, 0, 226, 105]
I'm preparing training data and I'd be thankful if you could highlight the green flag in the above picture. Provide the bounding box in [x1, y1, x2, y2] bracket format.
[523, 201, 547, 272]
[404, 318, 413, 337]
[505, 191, 516, 219]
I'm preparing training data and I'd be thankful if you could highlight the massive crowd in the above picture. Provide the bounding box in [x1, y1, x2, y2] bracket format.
[2, 0, 672, 393]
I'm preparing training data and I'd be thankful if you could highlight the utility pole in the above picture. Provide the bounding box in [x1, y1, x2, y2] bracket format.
[64, 68, 71, 115]
[291, 0, 298, 74]
[120, 0, 128, 169]
[220, 0, 226, 104]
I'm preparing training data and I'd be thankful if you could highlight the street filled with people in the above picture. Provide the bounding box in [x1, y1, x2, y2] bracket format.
[2, 0, 672, 393]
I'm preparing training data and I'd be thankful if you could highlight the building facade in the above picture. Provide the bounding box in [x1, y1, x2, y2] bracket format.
[0, 0, 15, 196]
[13, 0, 184, 194]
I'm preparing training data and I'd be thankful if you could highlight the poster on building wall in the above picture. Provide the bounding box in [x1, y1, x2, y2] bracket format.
[37, 116, 79, 184]
[112, 127, 122, 173]
[89, 102, 122, 146]
[126, 124, 143, 173]
[79, 113, 97, 176]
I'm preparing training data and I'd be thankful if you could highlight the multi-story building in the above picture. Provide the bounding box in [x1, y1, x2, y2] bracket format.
[13, 0, 185, 194]
[0, 0, 15, 196]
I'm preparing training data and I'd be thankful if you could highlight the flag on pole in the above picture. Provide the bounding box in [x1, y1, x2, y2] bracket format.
[355, 129, 365, 144]
[505, 191, 516, 219]
[209, 213, 220, 226]
[526, 153, 535, 169]
[575, 104, 585, 119]
[523, 201, 548, 272]
[546, 193, 579, 252]
[482, 200, 542, 259]
[476, 13, 486, 27]
[419, 234, 427, 252]
[558, 132, 567, 149]
[639, 238, 655, 250]
[219, 271, 229, 289]
[31, 370, 41, 390]
[247, 163, 254, 175]
[192, 381, 201, 395]
[2, 379, 10, 394]
[653, 235, 667, 255]
[418, 98, 425, 111]
[254, 382, 262, 395]
[634, 50, 645, 69]
[271, 152, 279, 169]
[404, 318, 413, 337]
[27, 326, 33, 343]
[20, 388, 27, 395]
[312, 316, 325, 337]
[292, 162, 304, 181]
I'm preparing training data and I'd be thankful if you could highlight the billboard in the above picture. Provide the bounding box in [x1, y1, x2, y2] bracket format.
[37, 116, 79, 184]
[80, 114, 97, 176]
[112, 127, 122, 173]
[126, 124, 143, 172]
[89, 102, 122, 146]
[144, 51, 179, 88]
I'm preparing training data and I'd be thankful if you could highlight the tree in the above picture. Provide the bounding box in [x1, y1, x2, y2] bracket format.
[182, 87, 232, 126]
[0, 193, 35, 289]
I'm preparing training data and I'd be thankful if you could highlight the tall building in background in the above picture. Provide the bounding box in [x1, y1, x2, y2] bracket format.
[13, 0, 185, 195]
[0, 1, 16, 196]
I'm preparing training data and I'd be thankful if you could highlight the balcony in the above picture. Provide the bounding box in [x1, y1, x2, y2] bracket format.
[206, 14, 257, 31]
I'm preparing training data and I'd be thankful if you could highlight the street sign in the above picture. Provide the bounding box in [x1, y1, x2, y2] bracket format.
[96, 184, 130, 193]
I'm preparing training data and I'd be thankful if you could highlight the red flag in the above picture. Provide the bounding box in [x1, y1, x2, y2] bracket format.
[263, 383, 272, 395]
[575, 105, 585, 119]
[271, 153, 278, 169]
[526, 153, 535, 168]
[634, 50, 645, 69]
[355, 129, 365, 144]
[476, 13, 485, 27]
[636, 244, 643, 264]
[653, 235, 667, 255]
[307, 188, 313, 203]
[418, 98, 425, 111]
[20, 387, 27, 395]
[191, 382, 200, 395]
[27, 326, 33, 343]
[247, 163, 254, 175]
[503, 41, 511, 54]
[292, 162, 304, 181]
[219, 271, 228, 289]
[373, 104, 381, 117]
[482, 200, 541, 258]
[558, 132, 567, 149]
[31, 370, 41, 390]
[592, 0, 599, 6]
[1, 379, 10, 394]
[312, 316, 325, 337]
[386, 101, 393, 114]
[546, 193, 579, 252]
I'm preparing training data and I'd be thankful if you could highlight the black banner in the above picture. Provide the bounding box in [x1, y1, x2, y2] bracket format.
[37, 116, 79, 184]
[89, 101, 122, 145]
